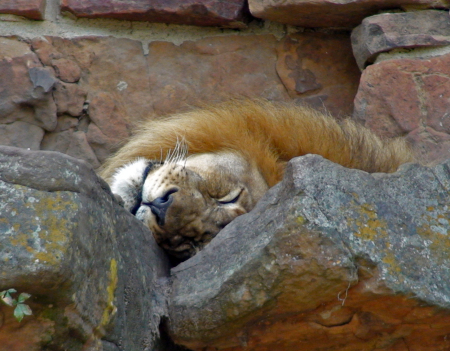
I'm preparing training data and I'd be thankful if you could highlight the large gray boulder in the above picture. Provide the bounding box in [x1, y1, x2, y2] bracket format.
[168, 155, 450, 351]
[0, 146, 170, 351]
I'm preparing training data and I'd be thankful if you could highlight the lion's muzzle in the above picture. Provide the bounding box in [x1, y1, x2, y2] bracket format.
[142, 188, 178, 226]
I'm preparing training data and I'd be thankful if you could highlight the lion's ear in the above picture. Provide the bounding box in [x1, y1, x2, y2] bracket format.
[110, 158, 152, 213]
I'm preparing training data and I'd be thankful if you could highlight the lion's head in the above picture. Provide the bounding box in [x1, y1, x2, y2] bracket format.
[110, 142, 269, 260]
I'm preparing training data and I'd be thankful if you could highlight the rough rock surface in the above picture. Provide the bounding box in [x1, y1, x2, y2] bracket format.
[60, 0, 249, 28]
[0, 146, 170, 351]
[0, 0, 46, 20]
[276, 32, 360, 116]
[0, 38, 57, 132]
[168, 155, 450, 350]
[248, 0, 450, 28]
[2, 146, 450, 350]
[146, 34, 360, 117]
[146, 35, 289, 115]
[354, 52, 450, 165]
[352, 10, 450, 69]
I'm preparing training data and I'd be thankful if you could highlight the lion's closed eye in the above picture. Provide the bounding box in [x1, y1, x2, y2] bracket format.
[217, 187, 243, 205]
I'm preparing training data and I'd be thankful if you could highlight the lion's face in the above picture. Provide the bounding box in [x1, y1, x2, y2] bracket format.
[110, 152, 268, 260]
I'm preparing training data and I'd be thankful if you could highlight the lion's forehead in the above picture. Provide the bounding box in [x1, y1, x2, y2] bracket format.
[141, 152, 250, 200]
[182, 152, 250, 175]
[142, 163, 187, 201]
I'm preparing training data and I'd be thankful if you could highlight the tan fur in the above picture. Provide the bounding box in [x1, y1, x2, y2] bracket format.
[100, 99, 413, 184]
[100, 99, 414, 260]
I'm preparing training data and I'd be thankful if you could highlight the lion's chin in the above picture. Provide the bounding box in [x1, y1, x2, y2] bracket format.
[139, 214, 202, 262]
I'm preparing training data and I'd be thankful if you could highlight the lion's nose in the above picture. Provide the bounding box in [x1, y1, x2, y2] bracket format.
[143, 189, 178, 226]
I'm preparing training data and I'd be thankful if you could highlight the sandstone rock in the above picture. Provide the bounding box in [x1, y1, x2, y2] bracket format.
[53, 81, 87, 117]
[0, 0, 46, 20]
[60, 0, 249, 28]
[51, 58, 82, 83]
[0, 121, 44, 150]
[0, 37, 35, 60]
[85, 92, 132, 163]
[276, 32, 360, 117]
[45, 37, 152, 126]
[31, 37, 64, 66]
[0, 145, 170, 350]
[88, 91, 130, 141]
[84, 123, 117, 165]
[353, 52, 450, 164]
[249, 0, 450, 28]
[41, 130, 101, 168]
[0, 38, 57, 132]
[352, 10, 450, 70]
[28, 36, 150, 163]
[168, 155, 450, 350]
[147, 35, 290, 115]
[53, 115, 79, 132]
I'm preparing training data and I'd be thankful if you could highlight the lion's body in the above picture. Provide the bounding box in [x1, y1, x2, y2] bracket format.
[100, 99, 413, 260]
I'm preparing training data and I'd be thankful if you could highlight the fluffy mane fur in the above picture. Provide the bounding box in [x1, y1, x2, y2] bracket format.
[100, 99, 413, 186]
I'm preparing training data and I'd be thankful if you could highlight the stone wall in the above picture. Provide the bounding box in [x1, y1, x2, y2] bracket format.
[1, 1, 450, 350]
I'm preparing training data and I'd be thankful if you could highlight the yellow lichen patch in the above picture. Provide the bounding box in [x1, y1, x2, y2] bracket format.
[382, 252, 402, 273]
[346, 202, 404, 274]
[359, 203, 377, 218]
[87, 258, 119, 346]
[357, 219, 388, 241]
[101, 258, 118, 328]
[296, 216, 306, 225]
[7, 190, 79, 266]
[9, 224, 26, 246]
[351, 203, 388, 242]
[417, 212, 450, 261]
[32, 194, 78, 265]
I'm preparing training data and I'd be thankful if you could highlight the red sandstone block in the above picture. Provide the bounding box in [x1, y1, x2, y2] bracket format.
[0, 0, 46, 20]
[60, 0, 249, 28]
[249, 0, 450, 28]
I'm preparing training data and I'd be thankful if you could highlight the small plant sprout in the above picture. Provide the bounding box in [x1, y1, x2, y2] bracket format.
[0, 289, 32, 322]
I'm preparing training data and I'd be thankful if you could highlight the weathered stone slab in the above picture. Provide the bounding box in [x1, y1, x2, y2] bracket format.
[31, 36, 147, 164]
[146, 33, 359, 117]
[146, 35, 290, 115]
[276, 32, 360, 117]
[41, 129, 101, 168]
[249, 0, 450, 28]
[353, 52, 450, 164]
[0, 146, 170, 351]
[60, 0, 249, 28]
[352, 10, 450, 70]
[0, 38, 57, 132]
[168, 155, 450, 350]
[53, 81, 86, 117]
[35, 36, 151, 126]
[52, 58, 82, 83]
[0, 121, 44, 150]
[0, 0, 46, 20]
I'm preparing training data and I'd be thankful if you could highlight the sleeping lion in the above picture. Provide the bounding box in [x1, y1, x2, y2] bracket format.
[100, 99, 413, 261]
